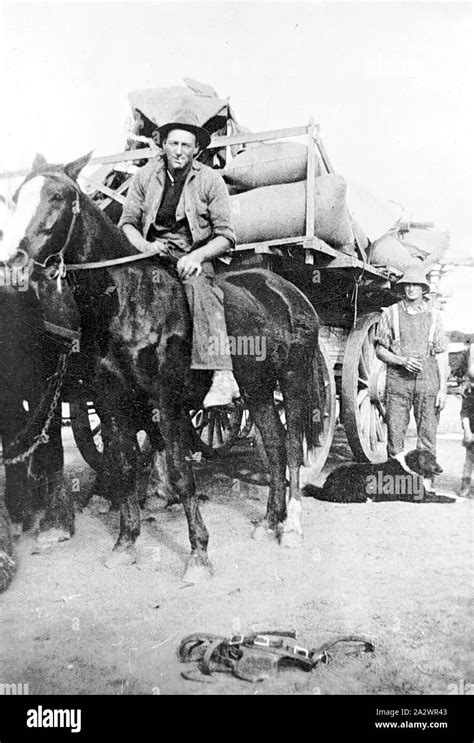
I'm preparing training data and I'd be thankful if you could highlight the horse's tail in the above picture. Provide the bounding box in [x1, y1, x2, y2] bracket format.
[303, 341, 327, 457]
[0, 505, 16, 593]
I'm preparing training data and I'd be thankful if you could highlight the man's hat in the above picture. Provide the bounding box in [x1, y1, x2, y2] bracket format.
[396, 263, 431, 294]
[158, 109, 211, 150]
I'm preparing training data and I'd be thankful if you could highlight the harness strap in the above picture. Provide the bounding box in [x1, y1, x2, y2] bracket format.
[65, 244, 171, 271]
[43, 320, 81, 343]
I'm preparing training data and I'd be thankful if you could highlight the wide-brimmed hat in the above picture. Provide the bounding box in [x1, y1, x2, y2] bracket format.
[396, 263, 430, 294]
[158, 109, 211, 150]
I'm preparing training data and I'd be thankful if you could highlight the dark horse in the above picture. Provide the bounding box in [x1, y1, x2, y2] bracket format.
[1, 153, 324, 582]
[0, 250, 80, 590]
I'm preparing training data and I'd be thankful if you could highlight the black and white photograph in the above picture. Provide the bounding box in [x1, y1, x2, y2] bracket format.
[0, 0, 472, 723]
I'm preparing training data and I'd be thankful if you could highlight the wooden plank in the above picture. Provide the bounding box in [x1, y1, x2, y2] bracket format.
[95, 176, 132, 212]
[90, 182, 126, 205]
[234, 234, 384, 278]
[235, 236, 309, 252]
[0, 125, 321, 179]
[207, 125, 315, 149]
[305, 116, 316, 239]
[314, 132, 335, 174]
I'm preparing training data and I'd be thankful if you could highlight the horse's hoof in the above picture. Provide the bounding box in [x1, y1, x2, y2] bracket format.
[280, 530, 304, 550]
[0, 551, 16, 592]
[252, 523, 276, 542]
[182, 554, 213, 584]
[11, 522, 23, 539]
[104, 546, 137, 569]
[36, 527, 71, 548]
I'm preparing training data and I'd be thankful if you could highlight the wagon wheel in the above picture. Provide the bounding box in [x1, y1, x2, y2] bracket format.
[69, 396, 103, 471]
[69, 396, 151, 471]
[270, 343, 336, 474]
[189, 404, 245, 458]
[341, 312, 387, 463]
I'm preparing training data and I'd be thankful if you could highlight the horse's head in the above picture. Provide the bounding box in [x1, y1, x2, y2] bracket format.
[0, 152, 92, 271]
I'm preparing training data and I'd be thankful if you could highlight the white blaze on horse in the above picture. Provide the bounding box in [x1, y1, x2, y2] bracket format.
[2, 152, 326, 583]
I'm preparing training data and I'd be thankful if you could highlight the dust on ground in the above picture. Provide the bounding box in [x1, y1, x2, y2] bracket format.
[1, 394, 472, 695]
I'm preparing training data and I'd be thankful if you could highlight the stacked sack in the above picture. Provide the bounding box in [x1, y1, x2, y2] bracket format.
[222, 142, 357, 255]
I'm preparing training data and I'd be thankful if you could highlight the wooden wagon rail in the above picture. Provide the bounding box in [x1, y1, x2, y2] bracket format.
[0, 119, 394, 283]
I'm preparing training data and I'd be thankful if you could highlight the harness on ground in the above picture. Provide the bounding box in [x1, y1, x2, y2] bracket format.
[178, 630, 375, 683]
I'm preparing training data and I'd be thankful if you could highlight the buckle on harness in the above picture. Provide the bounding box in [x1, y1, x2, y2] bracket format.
[229, 634, 245, 646]
[254, 635, 271, 647]
[293, 645, 309, 659]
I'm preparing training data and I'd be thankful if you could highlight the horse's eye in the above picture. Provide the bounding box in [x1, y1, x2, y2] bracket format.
[51, 193, 63, 203]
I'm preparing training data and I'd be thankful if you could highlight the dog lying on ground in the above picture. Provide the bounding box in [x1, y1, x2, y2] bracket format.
[303, 449, 456, 504]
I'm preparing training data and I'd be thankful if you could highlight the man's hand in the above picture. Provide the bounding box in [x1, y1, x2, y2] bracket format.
[150, 239, 171, 257]
[463, 429, 473, 446]
[177, 253, 203, 280]
[401, 356, 423, 374]
[435, 388, 447, 410]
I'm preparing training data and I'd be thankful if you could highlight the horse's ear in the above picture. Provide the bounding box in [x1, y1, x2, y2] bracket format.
[32, 153, 48, 171]
[64, 151, 94, 181]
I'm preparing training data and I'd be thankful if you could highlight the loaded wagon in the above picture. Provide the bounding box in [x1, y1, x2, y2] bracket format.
[61, 82, 449, 476]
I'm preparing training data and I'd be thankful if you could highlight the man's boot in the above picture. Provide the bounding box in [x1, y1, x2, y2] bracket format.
[458, 479, 472, 498]
[203, 370, 241, 408]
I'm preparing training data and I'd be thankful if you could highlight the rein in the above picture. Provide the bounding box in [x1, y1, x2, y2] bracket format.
[66, 245, 171, 271]
[31, 171, 171, 275]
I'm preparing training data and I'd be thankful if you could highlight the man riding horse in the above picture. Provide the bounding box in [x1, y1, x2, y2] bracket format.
[119, 110, 241, 408]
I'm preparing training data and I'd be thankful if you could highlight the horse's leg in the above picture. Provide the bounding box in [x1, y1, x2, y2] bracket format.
[249, 390, 287, 540]
[37, 410, 75, 544]
[160, 401, 212, 582]
[0, 489, 15, 592]
[103, 413, 140, 568]
[279, 367, 306, 548]
[3, 418, 35, 534]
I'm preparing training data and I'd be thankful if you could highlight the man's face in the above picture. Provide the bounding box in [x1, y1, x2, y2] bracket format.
[163, 129, 199, 172]
[403, 283, 424, 302]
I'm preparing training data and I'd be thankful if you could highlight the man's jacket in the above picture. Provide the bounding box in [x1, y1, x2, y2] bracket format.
[119, 156, 236, 250]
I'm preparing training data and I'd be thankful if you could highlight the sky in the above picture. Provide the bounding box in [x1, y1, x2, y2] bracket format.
[0, 0, 472, 329]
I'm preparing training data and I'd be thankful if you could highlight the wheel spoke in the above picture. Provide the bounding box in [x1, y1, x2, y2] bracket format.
[375, 410, 386, 443]
[359, 353, 370, 382]
[207, 412, 216, 446]
[369, 406, 378, 451]
[359, 397, 371, 436]
[357, 388, 369, 406]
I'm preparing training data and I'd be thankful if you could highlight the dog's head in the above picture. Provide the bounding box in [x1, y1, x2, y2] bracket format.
[405, 449, 443, 477]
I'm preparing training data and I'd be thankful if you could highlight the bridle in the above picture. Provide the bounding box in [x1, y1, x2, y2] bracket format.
[29, 171, 82, 280]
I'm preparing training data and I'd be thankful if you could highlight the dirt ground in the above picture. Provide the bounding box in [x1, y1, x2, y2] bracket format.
[1, 394, 472, 696]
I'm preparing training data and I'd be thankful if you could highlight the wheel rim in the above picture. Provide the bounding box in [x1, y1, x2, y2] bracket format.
[342, 312, 387, 463]
[189, 406, 244, 457]
[69, 398, 103, 471]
